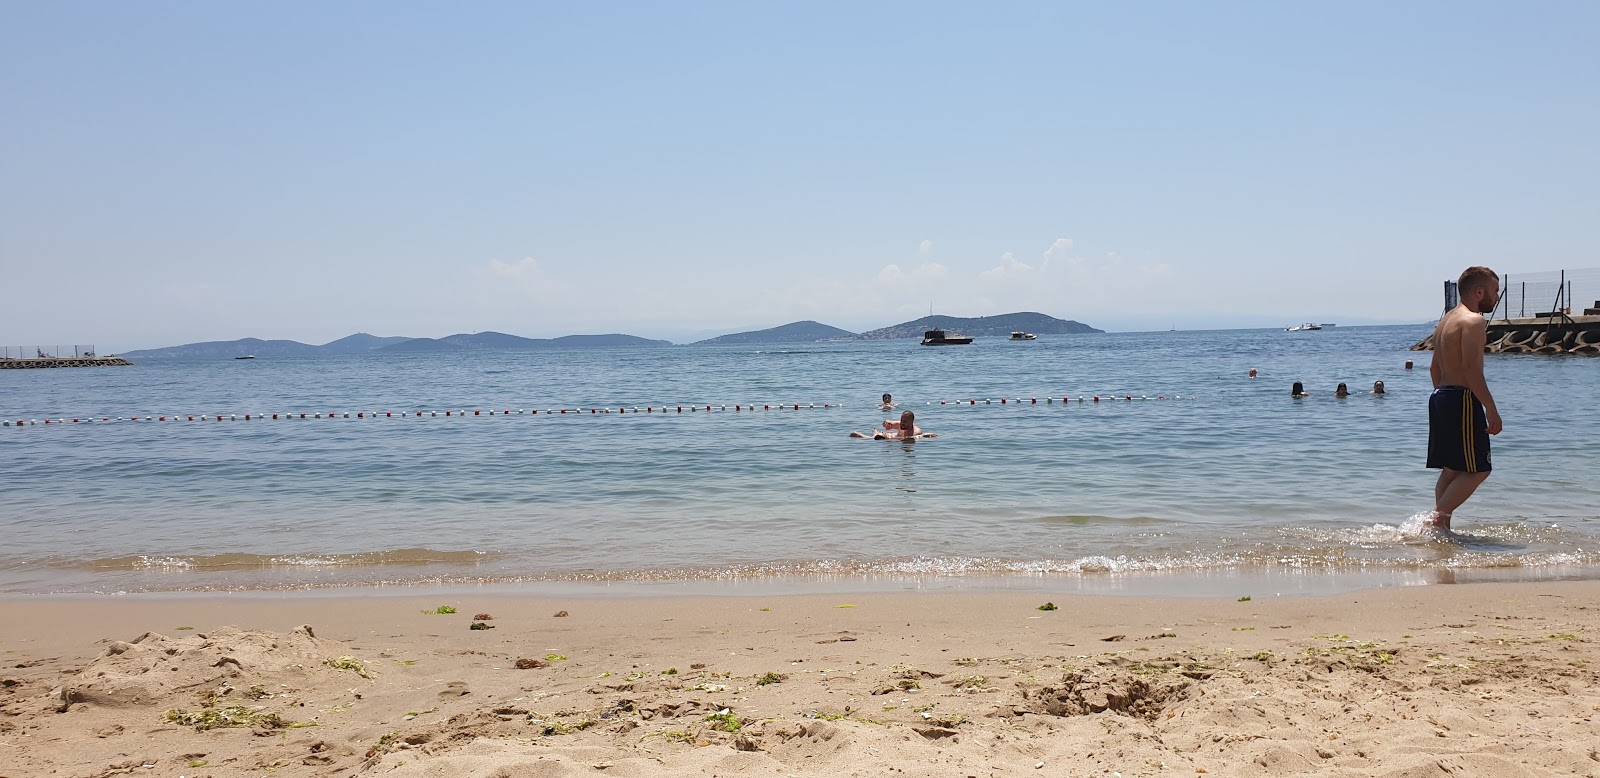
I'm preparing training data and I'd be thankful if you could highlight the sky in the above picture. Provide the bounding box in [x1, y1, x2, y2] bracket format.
[3, 1, 1597, 348]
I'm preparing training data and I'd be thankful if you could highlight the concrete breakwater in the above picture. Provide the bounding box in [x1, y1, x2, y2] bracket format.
[0, 357, 133, 369]
[1410, 315, 1600, 354]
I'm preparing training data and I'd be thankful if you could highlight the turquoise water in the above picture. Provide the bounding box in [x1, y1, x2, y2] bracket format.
[2, 325, 1597, 595]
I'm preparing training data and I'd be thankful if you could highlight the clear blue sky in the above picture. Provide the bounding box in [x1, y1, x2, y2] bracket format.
[3, 1, 1596, 348]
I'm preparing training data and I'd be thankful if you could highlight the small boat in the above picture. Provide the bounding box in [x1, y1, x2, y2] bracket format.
[921, 328, 973, 346]
[234, 355, 256, 360]
[1009, 331, 1037, 341]
[1285, 323, 1323, 332]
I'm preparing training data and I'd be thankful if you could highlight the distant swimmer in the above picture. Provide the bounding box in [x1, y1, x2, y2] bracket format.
[1424, 266, 1502, 532]
[850, 410, 937, 440]
[1372, 380, 1386, 395]
[1335, 382, 1350, 398]
[1248, 368, 1258, 378]
[1290, 381, 1309, 398]
[879, 393, 897, 410]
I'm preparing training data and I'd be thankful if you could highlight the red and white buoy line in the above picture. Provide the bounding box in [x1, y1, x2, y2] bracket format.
[5, 394, 1190, 428]
[4, 403, 844, 427]
[924, 394, 1189, 405]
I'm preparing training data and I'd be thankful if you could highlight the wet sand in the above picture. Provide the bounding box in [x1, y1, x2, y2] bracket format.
[3, 581, 1599, 777]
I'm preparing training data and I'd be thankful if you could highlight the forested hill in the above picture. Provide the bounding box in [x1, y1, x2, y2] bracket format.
[852, 312, 1102, 340]
[694, 320, 855, 345]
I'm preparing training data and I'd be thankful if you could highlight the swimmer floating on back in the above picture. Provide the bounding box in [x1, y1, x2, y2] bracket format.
[850, 410, 937, 440]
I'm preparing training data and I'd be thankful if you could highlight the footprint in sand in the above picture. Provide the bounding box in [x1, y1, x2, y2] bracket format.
[437, 681, 470, 699]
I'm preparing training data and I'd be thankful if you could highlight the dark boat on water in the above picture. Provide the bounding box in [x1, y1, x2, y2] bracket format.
[920, 327, 973, 346]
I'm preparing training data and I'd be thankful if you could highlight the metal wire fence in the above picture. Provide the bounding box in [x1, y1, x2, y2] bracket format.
[0, 345, 100, 359]
[1493, 267, 1600, 320]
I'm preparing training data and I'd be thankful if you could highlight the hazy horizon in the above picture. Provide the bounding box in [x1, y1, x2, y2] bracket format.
[5, 3, 1593, 351]
[103, 315, 1435, 353]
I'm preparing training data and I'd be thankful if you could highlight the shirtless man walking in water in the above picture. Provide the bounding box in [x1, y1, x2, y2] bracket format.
[1426, 266, 1503, 530]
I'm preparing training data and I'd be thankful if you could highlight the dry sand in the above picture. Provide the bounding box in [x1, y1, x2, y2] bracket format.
[2, 581, 1599, 777]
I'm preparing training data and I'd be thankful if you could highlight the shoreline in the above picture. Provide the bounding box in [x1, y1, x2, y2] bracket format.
[4, 582, 1600, 775]
[7, 561, 1600, 602]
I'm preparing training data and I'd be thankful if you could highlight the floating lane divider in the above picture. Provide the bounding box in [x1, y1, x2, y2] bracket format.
[4, 403, 847, 427]
[4, 395, 1190, 427]
[928, 395, 1187, 404]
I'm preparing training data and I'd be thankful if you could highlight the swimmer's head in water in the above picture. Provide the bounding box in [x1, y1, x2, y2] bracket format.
[1373, 380, 1385, 394]
[1291, 381, 1305, 397]
[882, 393, 892, 403]
[900, 410, 914, 428]
[1336, 382, 1349, 396]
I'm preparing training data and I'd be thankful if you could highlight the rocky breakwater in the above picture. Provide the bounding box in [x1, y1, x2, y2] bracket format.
[0, 356, 133, 369]
[1411, 314, 1600, 354]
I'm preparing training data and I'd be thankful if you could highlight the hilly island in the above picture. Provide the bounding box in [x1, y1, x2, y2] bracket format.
[700, 312, 1101, 344]
[121, 313, 1099, 357]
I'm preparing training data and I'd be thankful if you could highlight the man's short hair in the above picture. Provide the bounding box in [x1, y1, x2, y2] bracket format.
[1459, 266, 1498, 295]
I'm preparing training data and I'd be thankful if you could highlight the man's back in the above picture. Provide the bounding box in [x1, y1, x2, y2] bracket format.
[1431, 305, 1486, 387]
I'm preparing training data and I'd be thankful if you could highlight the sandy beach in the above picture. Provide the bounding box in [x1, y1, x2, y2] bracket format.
[3, 581, 1599, 777]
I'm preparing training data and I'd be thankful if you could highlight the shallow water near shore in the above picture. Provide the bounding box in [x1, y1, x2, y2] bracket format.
[3, 325, 1598, 596]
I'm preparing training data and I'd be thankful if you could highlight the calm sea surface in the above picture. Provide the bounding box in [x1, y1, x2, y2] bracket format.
[3, 325, 1598, 596]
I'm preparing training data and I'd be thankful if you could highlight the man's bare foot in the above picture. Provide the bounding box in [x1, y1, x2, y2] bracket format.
[1424, 510, 1452, 532]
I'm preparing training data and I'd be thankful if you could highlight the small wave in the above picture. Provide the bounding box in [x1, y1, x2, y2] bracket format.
[73, 548, 496, 571]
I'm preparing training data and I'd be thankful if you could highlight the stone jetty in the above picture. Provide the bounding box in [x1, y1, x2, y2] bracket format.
[0, 356, 133, 369]
[1411, 314, 1600, 354]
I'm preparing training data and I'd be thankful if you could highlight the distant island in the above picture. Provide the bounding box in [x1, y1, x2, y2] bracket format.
[693, 321, 856, 345]
[694, 312, 1100, 345]
[122, 331, 669, 359]
[379, 332, 669, 353]
[852, 312, 1102, 340]
[122, 312, 1100, 358]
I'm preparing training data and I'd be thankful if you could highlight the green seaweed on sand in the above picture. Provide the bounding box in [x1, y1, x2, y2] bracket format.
[175, 626, 195, 631]
[541, 718, 594, 736]
[365, 732, 401, 759]
[1237, 596, 1252, 602]
[545, 653, 568, 662]
[325, 656, 374, 680]
[1037, 602, 1058, 611]
[164, 705, 294, 731]
[705, 711, 742, 733]
[660, 667, 677, 675]
[756, 672, 787, 686]
[422, 605, 457, 615]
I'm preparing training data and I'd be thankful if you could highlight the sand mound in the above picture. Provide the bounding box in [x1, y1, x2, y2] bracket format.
[56, 624, 341, 711]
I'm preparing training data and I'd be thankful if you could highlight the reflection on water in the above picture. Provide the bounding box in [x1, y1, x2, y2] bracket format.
[896, 439, 918, 493]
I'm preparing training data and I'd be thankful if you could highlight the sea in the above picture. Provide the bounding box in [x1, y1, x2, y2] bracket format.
[3, 325, 1598, 599]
